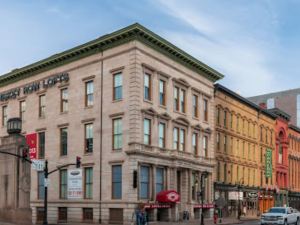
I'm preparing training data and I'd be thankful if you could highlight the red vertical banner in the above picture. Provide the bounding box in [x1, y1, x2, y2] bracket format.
[26, 133, 37, 159]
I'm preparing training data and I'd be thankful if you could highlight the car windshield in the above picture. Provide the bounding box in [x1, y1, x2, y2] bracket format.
[268, 208, 286, 214]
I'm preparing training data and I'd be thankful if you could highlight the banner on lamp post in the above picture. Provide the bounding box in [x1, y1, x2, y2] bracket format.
[68, 169, 83, 199]
[26, 133, 37, 160]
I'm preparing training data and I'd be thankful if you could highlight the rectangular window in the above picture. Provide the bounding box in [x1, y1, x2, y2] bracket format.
[84, 167, 93, 199]
[19, 101, 26, 121]
[38, 132, 45, 159]
[144, 73, 151, 100]
[179, 89, 185, 113]
[192, 133, 198, 155]
[224, 135, 227, 153]
[192, 95, 198, 117]
[139, 166, 150, 199]
[143, 118, 151, 145]
[113, 73, 122, 100]
[174, 87, 179, 111]
[60, 128, 68, 156]
[159, 80, 166, 106]
[83, 208, 93, 221]
[112, 165, 122, 199]
[60, 88, 68, 112]
[179, 129, 185, 151]
[203, 136, 208, 157]
[2, 105, 7, 126]
[58, 207, 67, 222]
[156, 168, 164, 194]
[158, 122, 166, 148]
[204, 99, 208, 122]
[85, 124, 93, 153]
[173, 127, 179, 150]
[85, 81, 94, 107]
[216, 133, 220, 151]
[38, 171, 44, 199]
[39, 95, 46, 117]
[60, 170, 67, 199]
[113, 118, 122, 150]
[217, 108, 220, 125]
[224, 111, 227, 127]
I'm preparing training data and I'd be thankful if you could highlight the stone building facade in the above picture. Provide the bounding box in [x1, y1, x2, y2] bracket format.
[0, 24, 223, 224]
[214, 84, 276, 217]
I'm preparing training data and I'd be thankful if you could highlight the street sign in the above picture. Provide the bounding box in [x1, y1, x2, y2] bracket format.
[32, 159, 45, 171]
[68, 169, 83, 199]
[248, 192, 258, 199]
[265, 148, 272, 178]
[228, 191, 243, 200]
[44, 178, 50, 187]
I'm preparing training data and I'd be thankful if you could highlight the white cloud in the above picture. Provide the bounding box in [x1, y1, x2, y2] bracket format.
[156, 0, 283, 96]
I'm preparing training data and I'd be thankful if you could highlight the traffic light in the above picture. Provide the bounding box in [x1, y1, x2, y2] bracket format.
[76, 156, 81, 168]
[22, 147, 28, 160]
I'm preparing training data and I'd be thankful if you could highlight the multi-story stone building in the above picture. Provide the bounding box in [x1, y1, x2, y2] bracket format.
[288, 124, 300, 209]
[0, 23, 223, 224]
[214, 84, 276, 217]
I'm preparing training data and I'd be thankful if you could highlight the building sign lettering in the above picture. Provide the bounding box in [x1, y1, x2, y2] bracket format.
[265, 148, 272, 178]
[0, 72, 69, 102]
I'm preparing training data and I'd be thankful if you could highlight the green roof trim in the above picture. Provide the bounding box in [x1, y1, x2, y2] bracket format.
[0, 23, 224, 87]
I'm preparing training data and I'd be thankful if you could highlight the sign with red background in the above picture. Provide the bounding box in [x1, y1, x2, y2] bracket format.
[26, 133, 37, 159]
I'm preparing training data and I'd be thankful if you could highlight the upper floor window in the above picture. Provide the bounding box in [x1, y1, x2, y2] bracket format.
[85, 124, 93, 153]
[216, 108, 220, 125]
[159, 80, 166, 106]
[61, 88, 68, 112]
[19, 101, 26, 122]
[60, 128, 68, 156]
[85, 81, 94, 107]
[158, 122, 166, 148]
[113, 118, 122, 150]
[174, 87, 185, 113]
[38, 171, 45, 199]
[112, 165, 122, 199]
[224, 135, 227, 153]
[192, 133, 198, 155]
[278, 144, 283, 164]
[39, 95, 46, 118]
[216, 133, 220, 151]
[179, 128, 185, 151]
[38, 132, 45, 159]
[173, 127, 179, 150]
[156, 167, 164, 194]
[2, 105, 7, 126]
[203, 136, 208, 157]
[143, 118, 151, 145]
[192, 95, 198, 118]
[144, 73, 151, 101]
[203, 99, 208, 122]
[139, 166, 150, 199]
[60, 169, 67, 199]
[224, 111, 227, 127]
[84, 167, 93, 199]
[113, 73, 122, 100]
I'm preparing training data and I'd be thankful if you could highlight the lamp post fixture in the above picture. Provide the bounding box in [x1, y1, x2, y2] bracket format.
[7, 117, 22, 135]
[200, 171, 209, 225]
[236, 178, 244, 220]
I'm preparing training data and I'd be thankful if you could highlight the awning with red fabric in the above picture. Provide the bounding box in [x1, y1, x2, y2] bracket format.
[156, 190, 180, 203]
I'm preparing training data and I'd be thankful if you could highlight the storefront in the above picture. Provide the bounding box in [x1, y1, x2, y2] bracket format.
[289, 192, 300, 210]
[258, 187, 276, 214]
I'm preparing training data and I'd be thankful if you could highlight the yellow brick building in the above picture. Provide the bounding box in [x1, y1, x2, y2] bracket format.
[214, 84, 276, 217]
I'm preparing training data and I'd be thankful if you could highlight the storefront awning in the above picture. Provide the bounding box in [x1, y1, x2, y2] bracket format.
[156, 190, 180, 203]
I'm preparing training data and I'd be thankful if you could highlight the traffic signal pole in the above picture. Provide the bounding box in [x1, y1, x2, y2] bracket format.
[42, 158, 80, 225]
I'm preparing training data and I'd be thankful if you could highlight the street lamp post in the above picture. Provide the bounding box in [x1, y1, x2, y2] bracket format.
[236, 178, 244, 220]
[200, 171, 209, 225]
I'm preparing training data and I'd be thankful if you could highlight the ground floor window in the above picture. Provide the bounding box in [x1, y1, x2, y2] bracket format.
[109, 208, 124, 224]
[36, 207, 44, 223]
[58, 207, 67, 222]
[83, 208, 93, 222]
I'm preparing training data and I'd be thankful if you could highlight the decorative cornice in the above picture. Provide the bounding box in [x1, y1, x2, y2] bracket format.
[0, 23, 224, 87]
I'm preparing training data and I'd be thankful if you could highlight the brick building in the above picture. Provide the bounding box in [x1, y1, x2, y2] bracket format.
[0, 23, 223, 224]
[214, 84, 276, 217]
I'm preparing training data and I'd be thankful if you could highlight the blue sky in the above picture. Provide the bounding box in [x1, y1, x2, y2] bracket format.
[1, 0, 300, 96]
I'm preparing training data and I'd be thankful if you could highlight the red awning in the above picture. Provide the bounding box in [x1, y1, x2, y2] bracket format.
[156, 190, 180, 203]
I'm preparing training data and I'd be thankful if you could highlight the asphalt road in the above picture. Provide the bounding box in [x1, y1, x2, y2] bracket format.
[242, 220, 260, 225]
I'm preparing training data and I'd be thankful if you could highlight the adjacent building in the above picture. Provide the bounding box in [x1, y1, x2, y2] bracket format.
[0, 23, 223, 224]
[214, 84, 276, 217]
[248, 88, 300, 127]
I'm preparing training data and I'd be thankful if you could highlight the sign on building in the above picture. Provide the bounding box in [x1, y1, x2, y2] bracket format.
[26, 133, 37, 159]
[228, 191, 243, 200]
[265, 148, 272, 178]
[68, 169, 82, 199]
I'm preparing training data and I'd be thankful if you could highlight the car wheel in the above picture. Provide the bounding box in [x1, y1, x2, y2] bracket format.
[297, 218, 300, 225]
[284, 219, 288, 225]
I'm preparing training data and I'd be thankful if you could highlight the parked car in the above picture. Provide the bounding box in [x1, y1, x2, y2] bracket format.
[260, 207, 300, 225]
